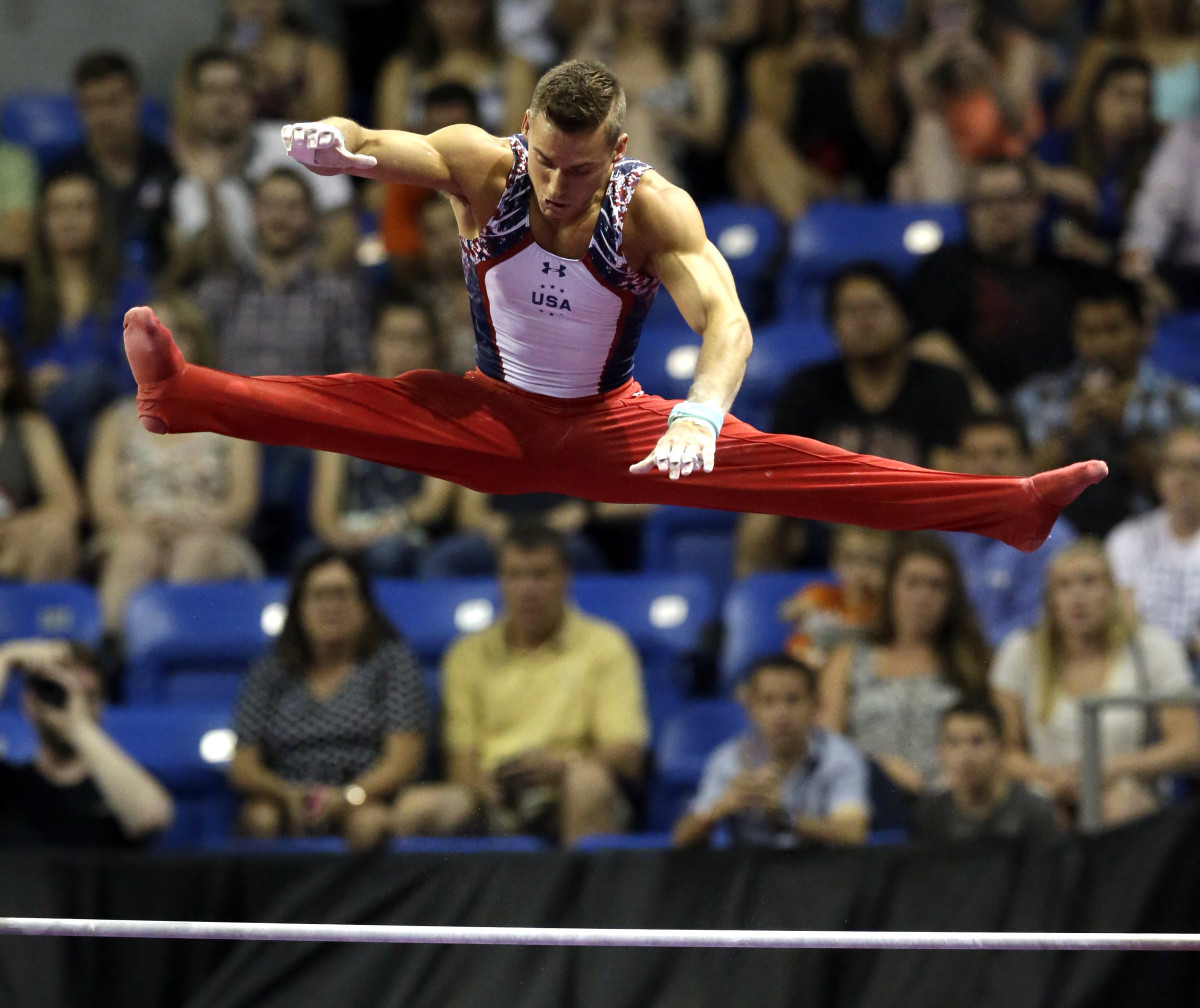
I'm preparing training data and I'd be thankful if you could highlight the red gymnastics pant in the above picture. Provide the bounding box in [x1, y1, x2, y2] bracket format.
[135, 365, 1078, 552]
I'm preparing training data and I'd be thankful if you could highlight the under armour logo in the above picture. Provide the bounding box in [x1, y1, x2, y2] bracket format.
[542, 262, 567, 277]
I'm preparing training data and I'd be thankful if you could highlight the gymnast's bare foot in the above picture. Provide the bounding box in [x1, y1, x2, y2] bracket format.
[1019, 460, 1108, 551]
[123, 306, 186, 433]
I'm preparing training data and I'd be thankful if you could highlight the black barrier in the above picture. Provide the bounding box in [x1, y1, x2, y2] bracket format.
[1, 803, 1199, 1008]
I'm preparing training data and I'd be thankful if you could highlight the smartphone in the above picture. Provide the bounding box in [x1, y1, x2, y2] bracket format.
[13, 663, 68, 708]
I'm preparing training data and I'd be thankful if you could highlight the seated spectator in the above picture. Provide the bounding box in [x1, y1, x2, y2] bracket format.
[374, 0, 537, 136]
[229, 549, 428, 850]
[218, 0, 349, 122]
[86, 294, 264, 638]
[1120, 110, 1200, 311]
[570, 0, 729, 198]
[167, 47, 356, 285]
[820, 533, 991, 804]
[1059, 0, 1200, 128]
[0, 328, 82, 581]
[1012, 270, 1200, 535]
[49, 51, 177, 279]
[0, 171, 149, 469]
[673, 653, 870, 848]
[1034, 53, 1160, 269]
[909, 157, 1096, 408]
[1107, 423, 1200, 659]
[779, 524, 895, 669]
[912, 698, 1060, 843]
[991, 539, 1200, 826]
[733, 0, 901, 219]
[736, 261, 970, 575]
[943, 411, 1077, 645]
[892, 0, 1043, 203]
[392, 524, 649, 847]
[308, 295, 456, 576]
[192, 167, 369, 377]
[0, 638, 174, 847]
[0, 141, 36, 285]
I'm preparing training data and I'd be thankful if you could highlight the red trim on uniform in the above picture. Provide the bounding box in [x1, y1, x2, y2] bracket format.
[474, 232, 536, 379]
[583, 254, 636, 392]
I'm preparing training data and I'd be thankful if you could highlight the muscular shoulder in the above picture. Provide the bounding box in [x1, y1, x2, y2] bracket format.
[623, 170, 707, 270]
[434, 124, 517, 205]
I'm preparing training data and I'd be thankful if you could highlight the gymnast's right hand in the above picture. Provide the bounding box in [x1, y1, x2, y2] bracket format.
[281, 122, 377, 176]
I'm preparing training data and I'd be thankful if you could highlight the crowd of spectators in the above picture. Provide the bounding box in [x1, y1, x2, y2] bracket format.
[2, 0, 1200, 852]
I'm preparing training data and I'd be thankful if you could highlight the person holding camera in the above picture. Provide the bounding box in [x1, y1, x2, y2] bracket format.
[0, 638, 174, 847]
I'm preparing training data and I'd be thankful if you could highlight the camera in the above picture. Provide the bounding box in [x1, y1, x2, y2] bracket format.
[12, 662, 68, 709]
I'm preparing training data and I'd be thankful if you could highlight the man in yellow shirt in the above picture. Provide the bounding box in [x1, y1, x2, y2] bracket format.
[392, 523, 649, 846]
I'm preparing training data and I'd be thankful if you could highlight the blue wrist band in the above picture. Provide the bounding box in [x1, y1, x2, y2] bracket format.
[668, 401, 725, 440]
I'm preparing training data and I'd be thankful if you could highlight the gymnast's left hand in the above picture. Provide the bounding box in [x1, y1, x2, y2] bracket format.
[630, 418, 715, 480]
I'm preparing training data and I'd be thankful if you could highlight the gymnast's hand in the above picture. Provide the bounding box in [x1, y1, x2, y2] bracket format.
[281, 122, 377, 176]
[630, 417, 716, 480]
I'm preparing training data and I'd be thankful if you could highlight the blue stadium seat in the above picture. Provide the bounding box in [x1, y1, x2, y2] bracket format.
[778, 201, 965, 320]
[374, 577, 500, 673]
[647, 698, 746, 830]
[388, 835, 548, 854]
[718, 570, 833, 692]
[641, 506, 738, 596]
[574, 831, 673, 851]
[701, 201, 784, 322]
[733, 319, 839, 429]
[0, 710, 34, 761]
[0, 582, 103, 708]
[0, 93, 170, 170]
[1151, 312, 1200, 384]
[122, 580, 288, 705]
[633, 324, 700, 400]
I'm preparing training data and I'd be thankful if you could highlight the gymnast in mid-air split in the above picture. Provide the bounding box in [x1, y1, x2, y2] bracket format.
[122, 59, 1106, 548]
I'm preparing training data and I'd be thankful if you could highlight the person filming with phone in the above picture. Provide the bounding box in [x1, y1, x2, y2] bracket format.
[0, 638, 174, 847]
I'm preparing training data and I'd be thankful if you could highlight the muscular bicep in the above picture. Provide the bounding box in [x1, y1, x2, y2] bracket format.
[653, 239, 746, 337]
[362, 124, 505, 200]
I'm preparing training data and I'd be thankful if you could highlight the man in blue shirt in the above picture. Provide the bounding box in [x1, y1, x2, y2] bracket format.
[943, 411, 1076, 645]
[673, 654, 869, 848]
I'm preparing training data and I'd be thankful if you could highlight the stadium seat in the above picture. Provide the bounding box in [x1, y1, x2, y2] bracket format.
[374, 577, 500, 673]
[718, 570, 833, 692]
[633, 324, 701, 401]
[700, 200, 784, 322]
[0, 582, 103, 708]
[388, 835, 548, 854]
[646, 698, 747, 830]
[0, 93, 167, 169]
[0, 709, 34, 762]
[778, 201, 965, 320]
[122, 580, 288, 704]
[1151, 312, 1200, 384]
[640, 506, 738, 597]
[732, 318, 839, 429]
[573, 831, 673, 851]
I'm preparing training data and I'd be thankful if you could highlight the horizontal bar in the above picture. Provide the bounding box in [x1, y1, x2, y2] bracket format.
[1, 918, 1198, 951]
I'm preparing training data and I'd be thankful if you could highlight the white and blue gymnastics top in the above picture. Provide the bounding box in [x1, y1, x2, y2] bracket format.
[461, 135, 661, 397]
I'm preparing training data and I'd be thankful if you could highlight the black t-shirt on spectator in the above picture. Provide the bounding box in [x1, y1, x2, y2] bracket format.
[0, 762, 138, 848]
[912, 781, 1061, 844]
[771, 358, 972, 465]
[908, 244, 1092, 396]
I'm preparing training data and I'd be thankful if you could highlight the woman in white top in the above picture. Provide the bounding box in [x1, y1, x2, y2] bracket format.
[991, 538, 1200, 827]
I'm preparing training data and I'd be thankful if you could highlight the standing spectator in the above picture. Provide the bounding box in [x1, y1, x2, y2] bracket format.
[909, 157, 1099, 407]
[0, 638, 174, 847]
[218, 0, 349, 122]
[0, 327, 82, 582]
[308, 295, 456, 576]
[570, 0, 730, 197]
[735, 262, 970, 576]
[819, 533, 991, 801]
[374, 0, 537, 136]
[1107, 423, 1200, 658]
[943, 411, 1077, 646]
[891, 0, 1044, 202]
[168, 47, 357, 285]
[1012, 270, 1200, 535]
[392, 524, 649, 846]
[86, 294, 264, 639]
[1035, 53, 1160, 269]
[991, 539, 1200, 826]
[229, 549, 429, 849]
[673, 653, 870, 848]
[0, 171, 149, 469]
[0, 141, 36, 285]
[734, 0, 902, 219]
[50, 51, 177, 279]
[912, 698, 1060, 843]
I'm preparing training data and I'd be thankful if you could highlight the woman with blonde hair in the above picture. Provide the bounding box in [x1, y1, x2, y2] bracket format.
[991, 538, 1200, 826]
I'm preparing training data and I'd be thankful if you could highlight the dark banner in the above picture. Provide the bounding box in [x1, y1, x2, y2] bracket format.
[1, 803, 1198, 1008]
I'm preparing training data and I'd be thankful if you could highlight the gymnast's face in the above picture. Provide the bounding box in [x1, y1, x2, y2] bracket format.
[523, 111, 627, 225]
